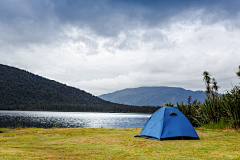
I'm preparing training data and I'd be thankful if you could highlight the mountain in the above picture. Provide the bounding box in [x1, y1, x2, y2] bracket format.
[99, 86, 207, 106]
[0, 64, 159, 113]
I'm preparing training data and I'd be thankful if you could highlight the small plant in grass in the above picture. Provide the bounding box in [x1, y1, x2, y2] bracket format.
[0, 128, 5, 133]
[52, 121, 59, 128]
[15, 122, 23, 129]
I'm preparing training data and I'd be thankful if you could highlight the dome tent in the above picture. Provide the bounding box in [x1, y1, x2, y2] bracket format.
[136, 106, 199, 140]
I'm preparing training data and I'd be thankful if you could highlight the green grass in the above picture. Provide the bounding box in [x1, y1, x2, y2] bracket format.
[201, 118, 230, 130]
[0, 128, 240, 159]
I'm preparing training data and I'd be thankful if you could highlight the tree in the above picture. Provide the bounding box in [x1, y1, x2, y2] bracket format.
[187, 95, 192, 107]
[212, 78, 219, 93]
[203, 71, 220, 119]
[203, 71, 211, 98]
[236, 65, 240, 78]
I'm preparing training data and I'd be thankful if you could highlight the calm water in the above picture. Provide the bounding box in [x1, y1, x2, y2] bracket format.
[0, 110, 151, 128]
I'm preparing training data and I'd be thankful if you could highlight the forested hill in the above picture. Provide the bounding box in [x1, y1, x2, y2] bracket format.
[99, 86, 207, 106]
[0, 64, 159, 113]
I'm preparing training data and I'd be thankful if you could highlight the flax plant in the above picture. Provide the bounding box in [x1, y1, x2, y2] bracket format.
[176, 99, 199, 127]
[221, 86, 240, 129]
[195, 67, 240, 129]
[195, 96, 228, 126]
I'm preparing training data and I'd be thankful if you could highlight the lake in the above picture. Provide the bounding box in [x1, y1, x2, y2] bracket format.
[0, 110, 151, 128]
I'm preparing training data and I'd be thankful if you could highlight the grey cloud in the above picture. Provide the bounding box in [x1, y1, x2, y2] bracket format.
[74, 36, 100, 55]
[0, 0, 62, 50]
[102, 29, 175, 53]
[142, 31, 165, 43]
[1, 0, 240, 48]
[141, 30, 175, 50]
[108, 0, 240, 29]
[0, 0, 240, 96]
[49, 0, 137, 37]
[103, 32, 140, 53]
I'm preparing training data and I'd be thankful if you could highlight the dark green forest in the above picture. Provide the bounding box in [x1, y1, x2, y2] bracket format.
[0, 64, 160, 113]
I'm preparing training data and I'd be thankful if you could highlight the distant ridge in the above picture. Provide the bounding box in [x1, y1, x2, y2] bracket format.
[0, 64, 159, 113]
[99, 86, 207, 106]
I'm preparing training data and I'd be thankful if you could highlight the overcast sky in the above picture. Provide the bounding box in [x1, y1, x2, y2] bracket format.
[1, 0, 240, 96]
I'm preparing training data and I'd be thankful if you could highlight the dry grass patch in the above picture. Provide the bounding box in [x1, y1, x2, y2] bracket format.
[0, 128, 239, 159]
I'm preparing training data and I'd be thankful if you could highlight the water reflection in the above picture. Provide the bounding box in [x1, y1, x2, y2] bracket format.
[0, 111, 151, 128]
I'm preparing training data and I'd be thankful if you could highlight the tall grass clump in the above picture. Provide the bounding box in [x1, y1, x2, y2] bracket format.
[221, 86, 240, 129]
[198, 67, 240, 129]
[194, 68, 240, 129]
[195, 96, 229, 127]
[174, 66, 240, 129]
[176, 97, 200, 127]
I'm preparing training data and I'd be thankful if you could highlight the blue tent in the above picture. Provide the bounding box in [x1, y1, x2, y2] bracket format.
[137, 106, 199, 140]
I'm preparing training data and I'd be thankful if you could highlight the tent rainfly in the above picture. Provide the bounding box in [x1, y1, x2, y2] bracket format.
[136, 106, 199, 140]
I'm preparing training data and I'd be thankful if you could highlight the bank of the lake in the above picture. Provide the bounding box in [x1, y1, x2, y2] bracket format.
[0, 128, 239, 159]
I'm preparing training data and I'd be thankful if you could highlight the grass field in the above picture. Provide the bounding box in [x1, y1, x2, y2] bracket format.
[0, 128, 239, 159]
